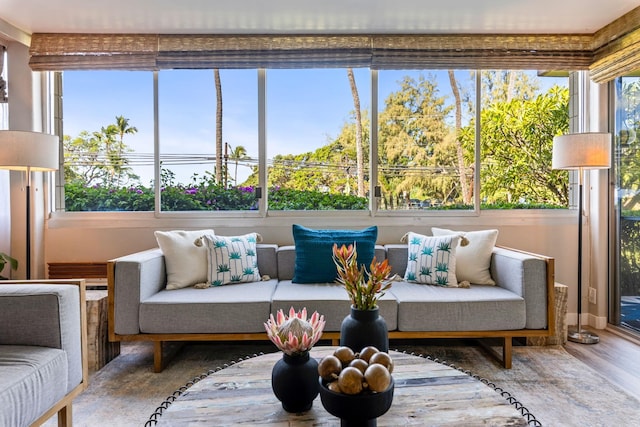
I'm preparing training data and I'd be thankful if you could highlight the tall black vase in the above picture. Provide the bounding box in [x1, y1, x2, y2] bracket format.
[271, 351, 319, 413]
[340, 306, 389, 353]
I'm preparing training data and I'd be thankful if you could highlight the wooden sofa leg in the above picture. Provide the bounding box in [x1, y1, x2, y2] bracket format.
[154, 341, 164, 373]
[58, 403, 72, 427]
[503, 337, 512, 369]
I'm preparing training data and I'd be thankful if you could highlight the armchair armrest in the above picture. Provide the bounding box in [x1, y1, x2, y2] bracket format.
[0, 280, 88, 395]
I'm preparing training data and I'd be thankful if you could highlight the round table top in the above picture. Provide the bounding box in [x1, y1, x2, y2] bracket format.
[153, 347, 529, 426]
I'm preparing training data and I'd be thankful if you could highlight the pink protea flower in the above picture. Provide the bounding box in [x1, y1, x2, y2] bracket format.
[265, 307, 326, 356]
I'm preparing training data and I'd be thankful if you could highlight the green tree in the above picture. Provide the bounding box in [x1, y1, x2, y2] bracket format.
[378, 73, 454, 206]
[63, 117, 139, 187]
[472, 85, 570, 205]
[114, 115, 138, 184]
[481, 70, 539, 105]
[228, 144, 248, 185]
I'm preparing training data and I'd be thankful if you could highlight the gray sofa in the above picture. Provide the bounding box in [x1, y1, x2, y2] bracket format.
[0, 280, 88, 427]
[108, 244, 554, 372]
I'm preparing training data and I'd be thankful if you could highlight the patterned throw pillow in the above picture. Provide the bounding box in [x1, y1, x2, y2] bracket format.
[404, 231, 461, 287]
[201, 233, 261, 286]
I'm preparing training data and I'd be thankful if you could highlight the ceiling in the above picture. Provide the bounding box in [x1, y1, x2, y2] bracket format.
[0, 0, 639, 36]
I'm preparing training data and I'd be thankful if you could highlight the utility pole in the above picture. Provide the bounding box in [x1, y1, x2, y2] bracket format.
[224, 142, 229, 188]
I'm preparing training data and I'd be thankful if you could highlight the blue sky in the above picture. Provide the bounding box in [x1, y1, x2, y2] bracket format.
[63, 69, 564, 185]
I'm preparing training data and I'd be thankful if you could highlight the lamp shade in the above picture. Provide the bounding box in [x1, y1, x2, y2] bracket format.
[0, 130, 59, 171]
[552, 132, 611, 170]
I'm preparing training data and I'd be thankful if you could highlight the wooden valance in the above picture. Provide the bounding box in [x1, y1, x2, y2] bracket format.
[29, 33, 594, 71]
[589, 6, 640, 83]
[26, 6, 640, 80]
[29, 33, 157, 71]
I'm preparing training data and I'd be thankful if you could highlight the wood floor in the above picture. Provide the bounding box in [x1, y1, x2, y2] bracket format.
[564, 326, 640, 398]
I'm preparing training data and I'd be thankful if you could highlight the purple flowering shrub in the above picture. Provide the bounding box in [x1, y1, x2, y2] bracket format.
[64, 182, 367, 211]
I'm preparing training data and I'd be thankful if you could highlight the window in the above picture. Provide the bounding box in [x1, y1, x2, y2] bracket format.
[62, 70, 154, 211]
[377, 70, 476, 211]
[479, 70, 569, 209]
[59, 68, 571, 213]
[158, 69, 259, 211]
[266, 68, 370, 210]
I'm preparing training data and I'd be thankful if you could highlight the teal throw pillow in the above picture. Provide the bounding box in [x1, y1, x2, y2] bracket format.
[201, 233, 261, 286]
[292, 224, 378, 284]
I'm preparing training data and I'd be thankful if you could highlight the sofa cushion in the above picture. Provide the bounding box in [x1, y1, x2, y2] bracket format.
[155, 229, 214, 289]
[403, 232, 461, 287]
[0, 345, 68, 427]
[270, 280, 397, 332]
[201, 233, 261, 286]
[292, 224, 378, 284]
[390, 281, 526, 331]
[139, 279, 278, 333]
[432, 227, 498, 285]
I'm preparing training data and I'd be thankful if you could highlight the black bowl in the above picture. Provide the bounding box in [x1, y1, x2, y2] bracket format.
[319, 377, 394, 425]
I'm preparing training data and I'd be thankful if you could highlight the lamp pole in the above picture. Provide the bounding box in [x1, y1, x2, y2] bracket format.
[25, 166, 31, 279]
[569, 167, 598, 343]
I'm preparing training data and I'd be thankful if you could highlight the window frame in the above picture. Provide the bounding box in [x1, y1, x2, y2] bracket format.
[53, 67, 572, 218]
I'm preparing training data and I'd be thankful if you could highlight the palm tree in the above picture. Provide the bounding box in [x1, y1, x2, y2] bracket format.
[113, 116, 137, 185]
[228, 144, 248, 185]
[214, 70, 223, 185]
[447, 71, 472, 204]
[347, 68, 365, 197]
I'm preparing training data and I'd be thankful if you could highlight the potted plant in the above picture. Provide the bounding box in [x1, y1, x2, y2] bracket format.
[0, 252, 18, 280]
[332, 243, 393, 352]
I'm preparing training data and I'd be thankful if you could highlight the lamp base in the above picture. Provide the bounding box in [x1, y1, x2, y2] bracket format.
[567, 328, 599, 344]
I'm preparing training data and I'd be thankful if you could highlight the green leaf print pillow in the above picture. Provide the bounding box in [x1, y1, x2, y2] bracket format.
[403, 231, 461, 287]
[201, 233, 261, 286]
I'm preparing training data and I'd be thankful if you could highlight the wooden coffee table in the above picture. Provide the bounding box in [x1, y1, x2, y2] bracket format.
[150, 347, 534, 426]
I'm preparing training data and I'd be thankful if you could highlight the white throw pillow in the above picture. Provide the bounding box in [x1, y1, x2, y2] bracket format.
[431, 227, 498, 285]
[154, 229, 214, 290]
[404, 231, 461, 287]
[201, 233, 261, 286]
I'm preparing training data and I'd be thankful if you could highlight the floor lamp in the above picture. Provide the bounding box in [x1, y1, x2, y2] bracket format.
[0, 131, 59, 279]
[552, 132, 611, 344]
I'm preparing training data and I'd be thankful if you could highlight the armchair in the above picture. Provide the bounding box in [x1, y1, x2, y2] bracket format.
[0, 280, 88, 427]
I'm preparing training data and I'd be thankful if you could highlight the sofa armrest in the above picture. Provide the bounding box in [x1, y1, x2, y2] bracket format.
[0, 279, 88, 394]
[108, 248, 166, 336]
[490, 246, 554, 330]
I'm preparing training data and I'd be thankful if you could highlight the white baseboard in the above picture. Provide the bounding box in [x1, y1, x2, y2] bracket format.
[566, 313, 607, 330]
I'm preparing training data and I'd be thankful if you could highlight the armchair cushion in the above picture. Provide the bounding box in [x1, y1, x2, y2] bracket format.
[0, 345, 68, 427]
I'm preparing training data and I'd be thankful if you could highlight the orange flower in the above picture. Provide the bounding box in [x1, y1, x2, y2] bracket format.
[332, 243, 393, 310]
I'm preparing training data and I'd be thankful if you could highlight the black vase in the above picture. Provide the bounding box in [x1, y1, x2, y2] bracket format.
[340, 306, 389, 353]
[271, 351, 319, 413]
[320, 377, 395, 427]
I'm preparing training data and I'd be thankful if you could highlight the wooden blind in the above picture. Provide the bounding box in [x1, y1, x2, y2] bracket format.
[29, 33, 158, 71]
[591, 27, 640, 83]
[370, 35, 593, 70]
[157, 35, 371, 68]
[589, 6, 640, 83]
[29, 33, 596, 71]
